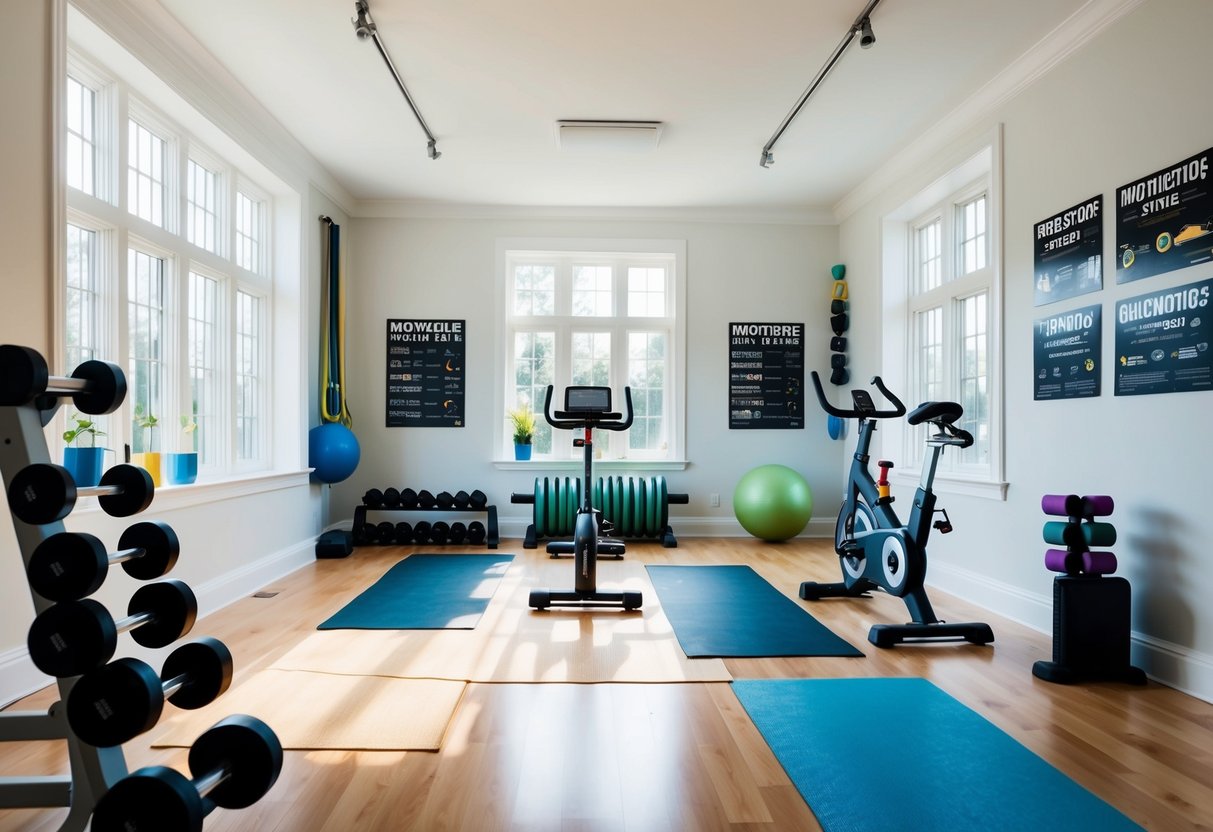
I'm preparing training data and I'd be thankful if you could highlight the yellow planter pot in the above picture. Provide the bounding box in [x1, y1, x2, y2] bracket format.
[130, 452, 162, 487]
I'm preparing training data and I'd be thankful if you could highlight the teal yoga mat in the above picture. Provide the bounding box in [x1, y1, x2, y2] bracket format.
[645, 565, 862, 657]
[731, 677, 1143, 832]
[319, 554, 514, 630]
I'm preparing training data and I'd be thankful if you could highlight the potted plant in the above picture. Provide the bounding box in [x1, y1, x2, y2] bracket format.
[131, 403, 161, 487]
[165, 414, 198, 485]
[509, 406, 535, 461]
[62, 414, 108, 488]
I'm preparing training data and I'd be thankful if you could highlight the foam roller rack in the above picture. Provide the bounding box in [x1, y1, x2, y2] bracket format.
[510, 475, 688, 549]
[1033, 493, 1146, 686]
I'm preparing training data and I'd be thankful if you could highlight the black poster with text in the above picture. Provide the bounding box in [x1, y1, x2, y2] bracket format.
[1034, 195, 1103, 306]
[728, 322, 804, 429]
[1033, 304, 1101, 400]
[1116, 147, 1213, 284]
[385, 319, 466, 427]
[1114, 278, 1212, 396]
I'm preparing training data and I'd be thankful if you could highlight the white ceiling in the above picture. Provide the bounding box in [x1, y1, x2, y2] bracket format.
[157, 0, 1091, 212]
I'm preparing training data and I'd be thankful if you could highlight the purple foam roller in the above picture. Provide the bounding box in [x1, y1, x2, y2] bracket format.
[1081, 495, 1114, 518]
[1081, 551, 1117, 575]
[1041, 494, 1082, 517]
[1044, 548, 1081, 574]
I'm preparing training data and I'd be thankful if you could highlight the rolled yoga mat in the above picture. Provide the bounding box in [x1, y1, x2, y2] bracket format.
[732, 677, 1143, 832]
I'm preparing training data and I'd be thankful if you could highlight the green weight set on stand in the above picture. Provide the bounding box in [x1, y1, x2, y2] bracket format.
[510, 475, 689, 548]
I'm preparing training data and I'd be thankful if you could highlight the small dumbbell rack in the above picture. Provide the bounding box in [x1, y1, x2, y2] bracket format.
[352, 497, 500, 549]
[0, 383, 125, 829]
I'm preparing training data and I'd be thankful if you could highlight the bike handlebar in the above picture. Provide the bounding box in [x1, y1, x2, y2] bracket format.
[809, 371, 907, 419]
[542, 385, 634, 431]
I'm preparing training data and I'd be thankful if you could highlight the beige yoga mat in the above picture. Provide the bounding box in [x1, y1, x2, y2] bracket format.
[272, 560, 731, 684]
[151, 669, 466, 751]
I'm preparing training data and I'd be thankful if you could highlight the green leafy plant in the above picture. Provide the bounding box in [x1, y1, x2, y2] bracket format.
[508, 406, 535, 445]
[63, 415, 105, 447]
[180, 414, 198, 452]
[133, 403, 159, 452]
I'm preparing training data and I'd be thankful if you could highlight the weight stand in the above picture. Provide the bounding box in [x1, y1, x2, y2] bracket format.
[0, 398, 130, 831]
[510, 476, 689, 549]
[351, 503, 499, 549]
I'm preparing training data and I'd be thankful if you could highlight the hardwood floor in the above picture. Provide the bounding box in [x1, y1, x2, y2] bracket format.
[3, 537, 1211, 831]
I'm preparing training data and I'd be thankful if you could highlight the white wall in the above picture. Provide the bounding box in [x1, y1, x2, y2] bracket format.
[840, 0, 1213, 699]
[332, 216, 842, 537]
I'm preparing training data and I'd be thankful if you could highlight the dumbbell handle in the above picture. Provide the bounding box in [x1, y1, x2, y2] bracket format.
[113, 609, 158, 634]
[42, 376, 92, 394]
[78, 483, 128, 498]
[194, 764, 232, 799]
[104, 546, 146, 566]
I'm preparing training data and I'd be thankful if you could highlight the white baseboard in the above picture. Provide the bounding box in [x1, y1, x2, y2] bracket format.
[0, 537, 315, 709]
[928, 561, 1213, 705]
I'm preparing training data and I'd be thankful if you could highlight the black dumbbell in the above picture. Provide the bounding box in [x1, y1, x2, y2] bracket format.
[413, 520, 432, 542]
[395, 521, 414, 544]
[376, 521, 395, 544]
[448, 522, 467, 544]
[469, 490, 488, 510]
[27, 580, 197, 677]
[435, 491, 454, 509]
[91, 714, 283, 832]
[8, 463, 153, 525]
[467, 521, 486, 545]
[363, 488, 384, 508]
[452, 490, 470, 509]
[430, 521, 450, 544]
[417, 490, 436, 508]
[400, 488, 418, 508]
[67, 637, 234, 747]
[0, 345, 126, 414]
[383, 487, 401, 508]
[27, 522, 180, 602]
[360, 523, 379, 544]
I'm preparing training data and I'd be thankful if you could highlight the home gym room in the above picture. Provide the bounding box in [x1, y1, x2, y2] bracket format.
[2, 0, 1212, 829]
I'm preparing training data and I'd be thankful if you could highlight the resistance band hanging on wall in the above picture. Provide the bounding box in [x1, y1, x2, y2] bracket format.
[308, 216, 360, 483]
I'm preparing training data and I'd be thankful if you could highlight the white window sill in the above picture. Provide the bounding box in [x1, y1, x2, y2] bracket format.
[891, 470, 1007, 501]
[70, 469, 313, 515]
[493, 459, 688, 472]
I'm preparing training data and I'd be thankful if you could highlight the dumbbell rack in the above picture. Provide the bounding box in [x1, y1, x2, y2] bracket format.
[351, 503, 500, 549]
[0, 398, 127, 830]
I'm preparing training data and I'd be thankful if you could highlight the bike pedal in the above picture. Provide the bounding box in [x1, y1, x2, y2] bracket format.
[933, 520, 953, 534]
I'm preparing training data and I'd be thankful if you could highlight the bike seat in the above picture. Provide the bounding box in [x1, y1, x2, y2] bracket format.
[907, 401, 962, 426]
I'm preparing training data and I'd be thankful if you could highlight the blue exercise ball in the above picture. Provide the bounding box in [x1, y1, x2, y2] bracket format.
[309, 422, 361, 483]
[733, 464, 813, 542]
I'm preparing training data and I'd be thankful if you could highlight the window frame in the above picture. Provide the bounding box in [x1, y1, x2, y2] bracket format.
[495, 238, 687, 469]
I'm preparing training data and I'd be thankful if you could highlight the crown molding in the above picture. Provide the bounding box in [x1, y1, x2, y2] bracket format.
[69, 0, 356, 214]
[353, 200, 838, 226]
[832, 0, 1146, 222]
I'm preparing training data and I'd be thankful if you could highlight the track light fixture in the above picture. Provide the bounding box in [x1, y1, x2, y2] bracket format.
[351, 0, 441, 160]
[759, 0, 884, 168]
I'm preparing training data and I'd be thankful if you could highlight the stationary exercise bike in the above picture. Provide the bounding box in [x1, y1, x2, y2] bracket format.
[800, 371, 994, 648]
[528, 385, 643, 611]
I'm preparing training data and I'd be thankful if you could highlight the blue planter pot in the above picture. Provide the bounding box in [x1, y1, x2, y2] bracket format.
[514, 443, 533, 461]
[165, 452, 198, 485]
[64, 447, 106, 488]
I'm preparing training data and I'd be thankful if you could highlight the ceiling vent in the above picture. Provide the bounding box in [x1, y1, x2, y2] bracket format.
[555, 120, 664, 153]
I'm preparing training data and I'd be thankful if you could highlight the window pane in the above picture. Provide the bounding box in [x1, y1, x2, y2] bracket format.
[512, 264, 555, 316]
[916, 219, 942, 293]
[915, 306, 943, 407]
[127, 120, 167, 227]
[127, 248, 164, 451]
[235, 290, 261, 461]
[187, 160, 219, 253]
[627, 267, 666, 317]
[572, 331, 611, 386]
[66, 77, 97, 196]
[188, 272, 219, 464]
[628, 331, 666, 453]
[512, 331, 554, 453]
[572, 265, 612, 317]
[66, 224, 101, 370]
[235, 192, 262, 273]
[957, 292, 989, 465]
[959, 194, 988, 275]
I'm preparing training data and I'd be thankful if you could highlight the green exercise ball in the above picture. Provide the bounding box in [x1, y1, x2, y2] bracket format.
[733, 464, 813, 542]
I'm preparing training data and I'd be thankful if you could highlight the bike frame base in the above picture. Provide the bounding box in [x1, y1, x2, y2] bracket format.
[529, 588, 642, 610]
[868, 620, 994, 648]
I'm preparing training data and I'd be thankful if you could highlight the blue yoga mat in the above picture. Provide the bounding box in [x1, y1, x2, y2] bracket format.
[732, 677, 1143, 832]
[645, 565, 862, 657]
[319, 554, 514, 630]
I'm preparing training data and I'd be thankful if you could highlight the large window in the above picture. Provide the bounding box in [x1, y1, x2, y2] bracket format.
[61, 49, 276, 480]
[500, 243, 685, 463]
[882, 139, 1003, 496]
